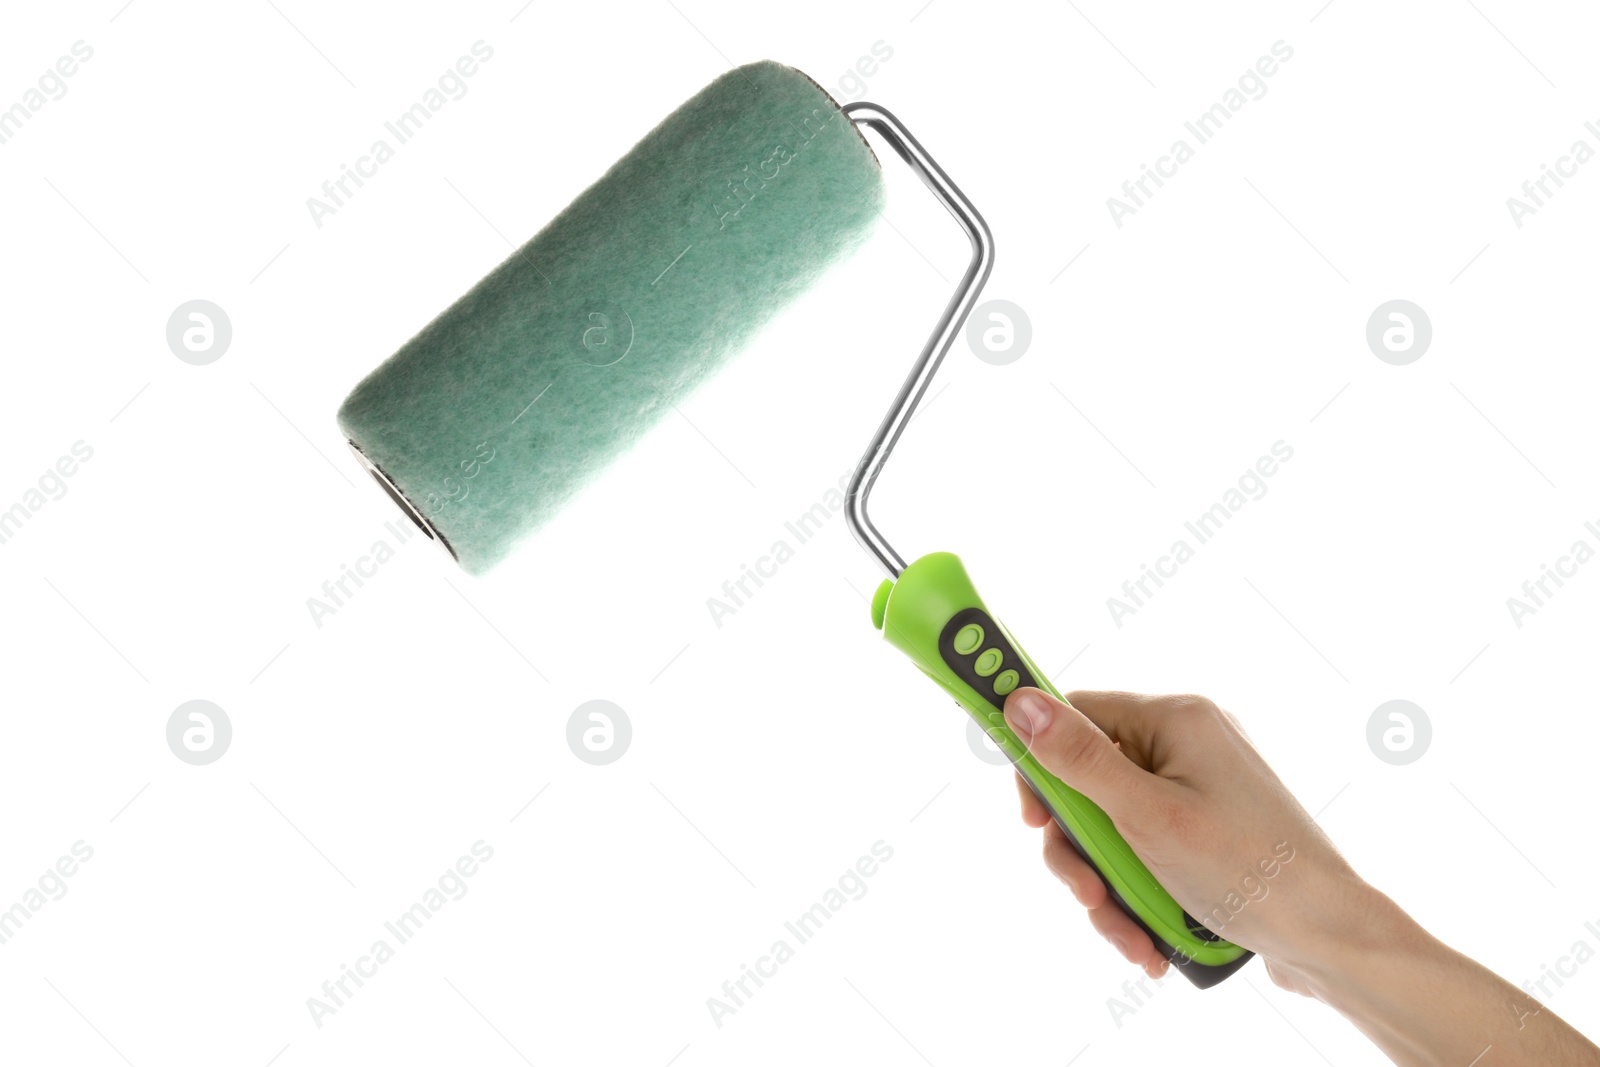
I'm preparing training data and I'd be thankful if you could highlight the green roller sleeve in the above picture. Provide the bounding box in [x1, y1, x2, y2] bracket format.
[872, 552, 1252, 984]
[338, 60, 884, 574]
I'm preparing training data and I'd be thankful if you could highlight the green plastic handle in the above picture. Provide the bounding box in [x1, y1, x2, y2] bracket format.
[871, 551, 1251, 981]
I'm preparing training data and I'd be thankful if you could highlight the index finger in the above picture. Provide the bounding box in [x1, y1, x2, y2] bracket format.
[1062, 689, 1166, 768]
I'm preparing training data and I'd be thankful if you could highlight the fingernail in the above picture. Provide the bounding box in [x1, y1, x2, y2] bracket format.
[1005, 690, 1051, 742]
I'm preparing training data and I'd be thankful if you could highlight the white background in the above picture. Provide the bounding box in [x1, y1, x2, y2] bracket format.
[2, 1, 1598, 1064]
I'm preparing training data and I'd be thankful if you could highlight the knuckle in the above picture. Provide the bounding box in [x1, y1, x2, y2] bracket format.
[1049, 721, 1108, 776]
[1163, 693, 1221, 720]
[1043, 832, 1070, 870]
[1221, 708, 1250, 736]
[1042, 838, 1088, 895]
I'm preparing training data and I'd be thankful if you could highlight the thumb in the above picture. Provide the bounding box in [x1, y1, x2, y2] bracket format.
[1004, 688, 1149, 817]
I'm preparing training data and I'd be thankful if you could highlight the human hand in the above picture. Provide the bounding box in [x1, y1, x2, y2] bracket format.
[1002, 687, 1600, 1065]
[1002, 687, 1372, 988]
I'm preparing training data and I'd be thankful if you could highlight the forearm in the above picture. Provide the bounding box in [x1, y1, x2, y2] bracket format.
[1289, 886, 1600, 1067]
[997, 689, 1599, 1063]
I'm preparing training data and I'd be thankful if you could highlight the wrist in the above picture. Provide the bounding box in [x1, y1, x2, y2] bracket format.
[1264, 873, 1427, 1003]
[1278, 879, 1435, 1010]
